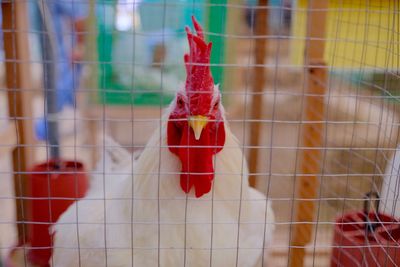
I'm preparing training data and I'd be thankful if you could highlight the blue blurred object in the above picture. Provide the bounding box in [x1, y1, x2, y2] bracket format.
[245, 0, 291, 33]
[269, 0, 283, 32]
[31, 1, 89, 141]
[35, 117, 49, 141]
[44, 1, 89, 110]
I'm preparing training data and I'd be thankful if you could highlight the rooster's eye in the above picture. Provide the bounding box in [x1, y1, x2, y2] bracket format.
[213, 100, 220, 109]
[177, 97, 184, 108]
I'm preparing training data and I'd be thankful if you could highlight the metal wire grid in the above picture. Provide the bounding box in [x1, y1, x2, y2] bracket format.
[312, 1, 400, 266]
[0, 0, 399, 267]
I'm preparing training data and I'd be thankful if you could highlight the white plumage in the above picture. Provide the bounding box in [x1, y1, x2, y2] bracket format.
[380, 145, 400, 218]
[52, 104, 275, 267]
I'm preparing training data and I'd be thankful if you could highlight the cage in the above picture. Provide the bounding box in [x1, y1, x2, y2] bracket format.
[0, 0, 400, 267]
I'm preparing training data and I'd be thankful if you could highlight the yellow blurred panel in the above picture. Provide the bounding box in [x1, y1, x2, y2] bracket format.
[291, 0, 399, 68]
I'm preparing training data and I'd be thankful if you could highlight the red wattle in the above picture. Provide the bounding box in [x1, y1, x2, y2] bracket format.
[178, 124, 214, 198]
[167, 118, 225, 198]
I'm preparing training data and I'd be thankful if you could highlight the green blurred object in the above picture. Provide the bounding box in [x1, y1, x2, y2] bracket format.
[96, 0, 227, 106]
[207, 0, 227, 89]
[371, 72, 400, 101]
[331, 70, 400, 102]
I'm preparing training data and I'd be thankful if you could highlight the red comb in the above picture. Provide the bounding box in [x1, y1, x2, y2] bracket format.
[184, 16, 214, 93]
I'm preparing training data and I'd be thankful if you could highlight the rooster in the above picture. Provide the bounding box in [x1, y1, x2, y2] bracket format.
[52, 17, 275, 267]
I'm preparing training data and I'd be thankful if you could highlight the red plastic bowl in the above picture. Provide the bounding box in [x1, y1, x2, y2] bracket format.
[26, 160, 88, 267]
[331, 211, 400, 267]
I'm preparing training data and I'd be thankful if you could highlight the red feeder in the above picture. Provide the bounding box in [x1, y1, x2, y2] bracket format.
[26, 160, 88, 267]
[331, 193, 400, 267]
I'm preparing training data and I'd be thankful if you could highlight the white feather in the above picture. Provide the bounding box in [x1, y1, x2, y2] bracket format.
[380, 145, 400, 218]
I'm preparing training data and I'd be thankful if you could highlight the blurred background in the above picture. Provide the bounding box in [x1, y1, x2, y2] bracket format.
[1, 0, 399, 266]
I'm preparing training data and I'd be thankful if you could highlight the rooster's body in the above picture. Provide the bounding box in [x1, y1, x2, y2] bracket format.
[52, 17, 274, 267]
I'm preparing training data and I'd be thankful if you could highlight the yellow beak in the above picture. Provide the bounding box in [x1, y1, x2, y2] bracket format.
[188, 115, 208, 140]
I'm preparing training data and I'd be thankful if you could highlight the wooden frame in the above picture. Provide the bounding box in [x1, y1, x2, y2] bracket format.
[2, 1, 35, 243]
[289, 0, 328, 266]
[248, 0, 268, 187]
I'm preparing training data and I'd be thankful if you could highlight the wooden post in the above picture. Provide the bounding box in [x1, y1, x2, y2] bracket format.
[289, 0, 328, 266]
[2, 1, 35, 243]
[248, 0, 268, 187]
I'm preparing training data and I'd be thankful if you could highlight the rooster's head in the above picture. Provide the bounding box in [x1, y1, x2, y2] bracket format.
[167, 16, 226, 198]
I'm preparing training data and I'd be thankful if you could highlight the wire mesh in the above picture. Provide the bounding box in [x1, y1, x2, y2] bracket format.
[0, 0, 399, 267]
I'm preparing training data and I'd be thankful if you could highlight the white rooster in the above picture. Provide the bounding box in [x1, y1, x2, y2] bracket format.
[52, 17, 275, 267]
